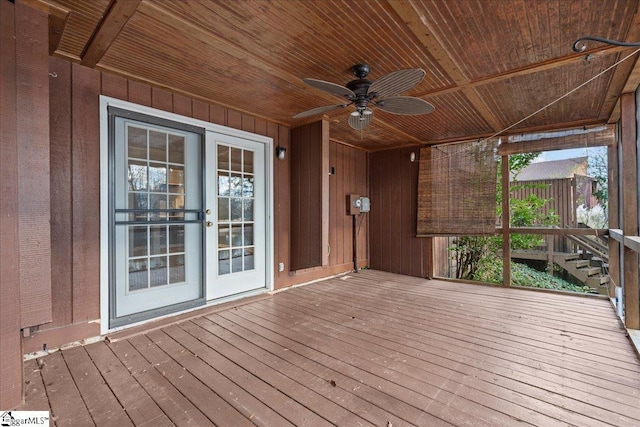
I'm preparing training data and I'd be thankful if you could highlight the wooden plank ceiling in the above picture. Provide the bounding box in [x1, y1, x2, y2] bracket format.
[35, 0, 640, 151]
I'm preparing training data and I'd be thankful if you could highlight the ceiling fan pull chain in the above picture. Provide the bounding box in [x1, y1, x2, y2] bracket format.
[573, 36, 640, 52]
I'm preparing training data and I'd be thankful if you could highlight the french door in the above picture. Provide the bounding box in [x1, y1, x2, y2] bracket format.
[111, 114, 205, 327]
[205, 132, 266, 300]
[108, 108, 268, 329]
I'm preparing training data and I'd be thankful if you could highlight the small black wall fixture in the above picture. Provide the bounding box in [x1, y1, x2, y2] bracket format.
[275, 146, 286, 160]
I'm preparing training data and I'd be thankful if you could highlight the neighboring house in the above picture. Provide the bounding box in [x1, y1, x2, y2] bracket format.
[511, 157, 599, 252]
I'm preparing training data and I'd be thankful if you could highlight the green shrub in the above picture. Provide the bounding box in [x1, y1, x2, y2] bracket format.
[475, 256, 594, 293]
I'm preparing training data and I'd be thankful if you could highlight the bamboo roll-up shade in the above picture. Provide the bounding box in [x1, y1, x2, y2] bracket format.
[417, 140, 499, 236]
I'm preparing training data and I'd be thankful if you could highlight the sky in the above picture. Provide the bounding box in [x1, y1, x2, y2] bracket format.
[534, 147, 604, 163]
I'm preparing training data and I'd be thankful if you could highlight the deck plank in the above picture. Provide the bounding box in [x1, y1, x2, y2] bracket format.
[296, 278, 640, 382]
[37, 351, 94, 427]
[291, 280, 640, 402]
[262, 293, 640, 426]
[163, 322, 364, 427]
[212, 310, 455, 427]
[154, 325, 299, 427]
[22, 270, 640, 427]
[109, 339, 213, 427]
[129, 333, 254, 427]
[189, 316, 414, 427]
[237, 303, 551, 427]
[61, 346, 134, 426]
[84, 341, 171, 426]
[20, 359, 52, 414]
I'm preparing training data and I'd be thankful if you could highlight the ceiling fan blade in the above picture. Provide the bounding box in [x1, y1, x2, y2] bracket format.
[348, 110, 373, 130]
[368, 69, 425, 99]
[303, 78, 356, 99]
[376, 96, 434, 115]
[293, 104, 346, 119]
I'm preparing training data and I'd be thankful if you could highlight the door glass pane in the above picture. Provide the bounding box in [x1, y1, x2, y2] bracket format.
[129, 226, 148, 257]
[150, 225, 167, 255]
[244, 151, 253, 174]
[231, 225, 243, 247]
[230, 148, 242, 172]
[128, 126, 147, 159]
[169, 225, 184, 253]
[169, 255, 185, 284]
[243, 199, 253, 221]
[168, 134, 184, 164]
[128, 161, 147, 191]
[231, 249, 243, 273]
[149, 130, 166, 162]
[243, 177, 254, 197]
[149, 256, 167, 287]
[218, 173, 230, 196]
[230, 174, 242, 197]
[149, 163, 167, 192]
[150, 194, 167, 219]
[230, 198, 243, 221]
[244, 248, 254, 270]
[218, 225, 230, 248]
[244, 224, 253, 246]
[218, 197, 229, 221]
[218, 146, 229, 170]
[219, 250, 230, 275]
[129, 259, 148, 291]
[168, 166, 185, 193]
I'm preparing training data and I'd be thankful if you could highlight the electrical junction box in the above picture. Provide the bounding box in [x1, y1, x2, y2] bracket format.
[360, 196, 370, 213]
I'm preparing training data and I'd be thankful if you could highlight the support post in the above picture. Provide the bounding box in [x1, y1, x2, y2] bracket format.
[352, 214, 358, 272]
[502, 155, 511, 287]
[547, 235, 554, 276]
[621, 92, 639, 329]
[608, 132, 620, 299]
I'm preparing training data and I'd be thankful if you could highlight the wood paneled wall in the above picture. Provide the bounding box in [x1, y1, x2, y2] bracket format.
[1, 2, 51, 408]
[290, 121, 329, 270]
[1, 0, 23, 410]
[22, 56, 369, 353]
[369, 147, 431, 277]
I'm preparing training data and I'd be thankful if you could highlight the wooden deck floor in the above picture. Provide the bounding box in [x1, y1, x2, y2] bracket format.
[19, 270, 640, 426]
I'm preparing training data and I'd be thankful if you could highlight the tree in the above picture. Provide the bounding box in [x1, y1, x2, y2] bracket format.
[587, 147, 608, 222]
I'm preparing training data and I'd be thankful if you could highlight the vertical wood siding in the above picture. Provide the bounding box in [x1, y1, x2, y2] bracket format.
[16, 2, 52, 329]
[0, 0, 23, 409]
[369, 147, 431, 277]
[290, 121, 325, 270]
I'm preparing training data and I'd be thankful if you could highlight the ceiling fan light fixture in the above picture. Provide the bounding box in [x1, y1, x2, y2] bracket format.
[294, 64, 435, 131]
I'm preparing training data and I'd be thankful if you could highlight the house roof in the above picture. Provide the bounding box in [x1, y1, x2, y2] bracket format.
[513, 157, 589, 181]
[40, 0, 640, 151]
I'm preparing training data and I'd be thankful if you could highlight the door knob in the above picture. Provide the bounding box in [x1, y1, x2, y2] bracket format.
[205, 209, 211, 215]
[206, 221, 213, 227]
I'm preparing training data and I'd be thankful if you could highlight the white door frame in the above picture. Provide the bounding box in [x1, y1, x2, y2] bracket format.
[99, 96, 274, 335]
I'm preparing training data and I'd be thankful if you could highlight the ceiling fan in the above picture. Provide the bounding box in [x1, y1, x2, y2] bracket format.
[293, 64, 435, 130]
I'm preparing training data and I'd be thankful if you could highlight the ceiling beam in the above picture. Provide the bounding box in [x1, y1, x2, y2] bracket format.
[598, 1, 640, 121]
[80, 0, 141, 68]
[48, 13, 67, 55]
[418, 45, 632, 101]
[20, 0, 68, 18]
[388, 0, 504, 132]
